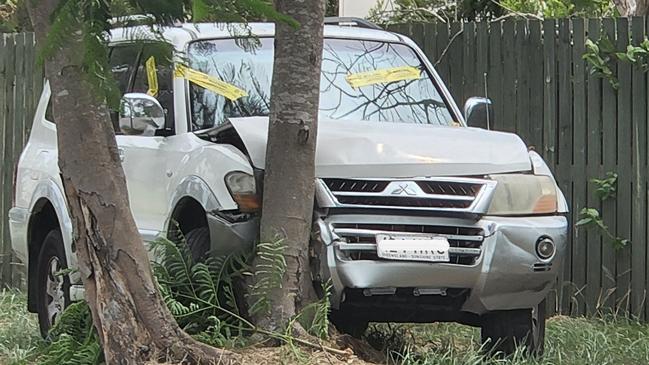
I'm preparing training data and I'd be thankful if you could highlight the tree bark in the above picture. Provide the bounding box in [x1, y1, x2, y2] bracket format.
[612, 0, 649, 15]
[26, 1, 237, 363]
[253, 0, 326, 331]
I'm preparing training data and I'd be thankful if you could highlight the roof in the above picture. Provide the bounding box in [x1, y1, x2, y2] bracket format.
[110, 22, 404, 49]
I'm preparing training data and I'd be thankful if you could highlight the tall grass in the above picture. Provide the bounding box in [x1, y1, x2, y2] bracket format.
[3, 288, 649, 364]
[368, 316, 649, 364]
[0, 289, 44, 365]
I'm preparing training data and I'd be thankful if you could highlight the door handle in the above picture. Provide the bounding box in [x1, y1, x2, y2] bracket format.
[118, 147, 125, 162]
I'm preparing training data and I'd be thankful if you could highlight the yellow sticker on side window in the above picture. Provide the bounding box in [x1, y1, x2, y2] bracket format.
[145, 56, 159, 97]
[175, 65, 248, 101]
[346, 66, 421, 88]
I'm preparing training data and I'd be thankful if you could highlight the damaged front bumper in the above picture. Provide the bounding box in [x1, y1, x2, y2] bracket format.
[315, 213, 567, 316]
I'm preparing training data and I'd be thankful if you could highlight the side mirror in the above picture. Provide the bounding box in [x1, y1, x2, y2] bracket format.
[463, 97, 494, 129]
[119, 93, 165, 136]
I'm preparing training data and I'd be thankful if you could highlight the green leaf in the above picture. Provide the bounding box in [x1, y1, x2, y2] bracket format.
[575, 217, 593, 227]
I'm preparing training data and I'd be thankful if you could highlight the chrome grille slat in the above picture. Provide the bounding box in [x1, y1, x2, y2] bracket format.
[337, 242, 482, 257]
[333, 228, 483, 242]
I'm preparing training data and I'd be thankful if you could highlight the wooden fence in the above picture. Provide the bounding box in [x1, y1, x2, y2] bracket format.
[391, 17, 649, 319]
[1, 19, 649, 318]
[0, 33, 42, 288]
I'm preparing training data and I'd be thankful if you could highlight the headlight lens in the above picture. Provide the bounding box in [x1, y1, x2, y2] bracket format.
[487, 174, 558, 215]
[225, 171, 261, 213]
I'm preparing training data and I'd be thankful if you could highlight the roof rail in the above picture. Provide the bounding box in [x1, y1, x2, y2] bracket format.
[324, 17, 382, 30]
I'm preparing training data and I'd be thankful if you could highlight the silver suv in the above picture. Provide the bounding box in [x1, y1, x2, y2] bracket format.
[10, 18, 567, 354]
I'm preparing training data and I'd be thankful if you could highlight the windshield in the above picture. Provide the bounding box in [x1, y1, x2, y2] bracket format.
[188, 38, 457, 130]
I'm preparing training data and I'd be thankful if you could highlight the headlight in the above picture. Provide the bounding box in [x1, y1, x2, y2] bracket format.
[225, 171, 261, 213]
[487, 174, 558, 215]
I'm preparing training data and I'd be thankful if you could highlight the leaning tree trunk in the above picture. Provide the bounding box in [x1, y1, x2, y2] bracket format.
[252, 0, 326, 331]
[613, 0, 649, 15]
[26, 1, 236, 363]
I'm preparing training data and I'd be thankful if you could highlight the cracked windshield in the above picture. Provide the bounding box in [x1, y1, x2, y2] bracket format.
[188, 37, 456, 130]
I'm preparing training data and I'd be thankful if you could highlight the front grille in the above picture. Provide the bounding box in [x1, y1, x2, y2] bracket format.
[320, 177, 490, 212]
[333, 223, 484, 265]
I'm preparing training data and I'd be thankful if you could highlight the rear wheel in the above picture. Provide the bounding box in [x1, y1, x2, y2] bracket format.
[480, 299, 546, 357]
[36, 230, 70, 338]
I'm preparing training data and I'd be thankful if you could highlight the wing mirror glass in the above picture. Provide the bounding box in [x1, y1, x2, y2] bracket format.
[463, 97, 494, 129]
[119, 93, 165, 136]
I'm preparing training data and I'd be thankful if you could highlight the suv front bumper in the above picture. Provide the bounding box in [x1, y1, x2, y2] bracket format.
[316, 214, 567, 315]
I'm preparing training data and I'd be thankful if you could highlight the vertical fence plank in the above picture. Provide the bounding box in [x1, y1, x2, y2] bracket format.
[515, 20, 530, 142]
[486, 22, 507, 129]
[542, 19, 558, 313]
[542, 20, 557, 168]
[462, 22, 476, 102]
[629, 17, 647, 319]
[422, 23, 436, 63]
[0, 35, 7, 287]
[475, 21, 487, 98]
[1, 34, 16, 287]
[528, 20, 543, 149]
[601, 17, 618, 311]
[23, 33, 35, 142]
[447, 22, 463, 102]
[585, 18, 604, 316]
[501, 20, 516, 134]
[557, 18, 574, 314]
[435, 22, 451, 85]
[571, 18, 587, 316]
[615, 18, 633, 312]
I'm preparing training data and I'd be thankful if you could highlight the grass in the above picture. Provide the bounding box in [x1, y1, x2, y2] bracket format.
[0, 289, 44, 365]
[367, 316, 649, 364]
[2, 288, 649, 364]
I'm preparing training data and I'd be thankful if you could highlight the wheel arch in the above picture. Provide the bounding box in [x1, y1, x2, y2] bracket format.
[166, 176, 222, 239]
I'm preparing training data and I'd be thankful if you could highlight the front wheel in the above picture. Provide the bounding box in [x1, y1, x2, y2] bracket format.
[330, 310, 369, 338]
[36, 230, 71, 338]
[480, 299, 546, 357]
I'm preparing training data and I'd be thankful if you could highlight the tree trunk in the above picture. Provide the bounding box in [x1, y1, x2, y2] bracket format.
[26, 1, 237, 363]
[253, 0, 326, 331]
[613, 0, 649, 15]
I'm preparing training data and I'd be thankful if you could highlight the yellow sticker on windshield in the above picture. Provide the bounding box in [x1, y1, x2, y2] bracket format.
[145, 56, 159, 97]
[346, 66, 421, 88]
[175, 65, 248, 101]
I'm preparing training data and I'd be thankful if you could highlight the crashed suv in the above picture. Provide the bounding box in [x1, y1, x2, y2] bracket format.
[9, 19, 568, 354]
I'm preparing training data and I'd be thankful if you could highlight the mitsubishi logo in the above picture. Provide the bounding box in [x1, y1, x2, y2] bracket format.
[391, 182, 418, 196]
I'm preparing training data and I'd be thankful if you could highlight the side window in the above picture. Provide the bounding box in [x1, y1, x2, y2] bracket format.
[108, 44, 142, 131]
[132, 43, 175, 134]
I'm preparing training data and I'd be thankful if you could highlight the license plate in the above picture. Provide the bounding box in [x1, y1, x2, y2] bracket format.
[376, 234, 450, 263]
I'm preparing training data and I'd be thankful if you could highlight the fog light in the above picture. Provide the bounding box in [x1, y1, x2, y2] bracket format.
[536, 237, 556, 260]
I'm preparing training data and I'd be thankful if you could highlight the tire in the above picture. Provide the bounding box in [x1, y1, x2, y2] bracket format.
[184, 226, 210, 263]
[36, 230, 71, 338]
[330, 310, 369, 338]
[480, 299, 546, 357]
[182, 226, 251, 321]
